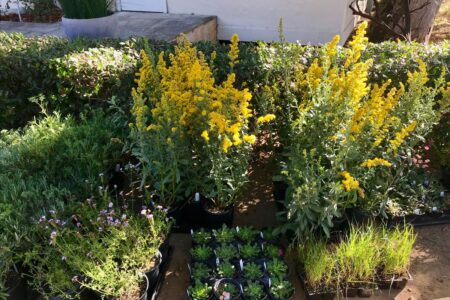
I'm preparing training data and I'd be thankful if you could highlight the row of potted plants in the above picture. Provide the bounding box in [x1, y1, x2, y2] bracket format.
[187, 226, 294, 300]
[296, 223, 416, 299]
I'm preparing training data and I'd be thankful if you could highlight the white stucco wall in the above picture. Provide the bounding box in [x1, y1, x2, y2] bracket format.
[167, 0, 362, 44]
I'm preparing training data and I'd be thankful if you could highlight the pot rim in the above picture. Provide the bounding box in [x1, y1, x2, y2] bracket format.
[61, 13, 115, 21]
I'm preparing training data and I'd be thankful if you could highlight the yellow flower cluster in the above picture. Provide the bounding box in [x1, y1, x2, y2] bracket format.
[257, 114, 276, 124]
[361, 158, 392, 168]
[340, 171, 360, 192]
[131, 34, 256, 154]
[389, 121, 417, 152]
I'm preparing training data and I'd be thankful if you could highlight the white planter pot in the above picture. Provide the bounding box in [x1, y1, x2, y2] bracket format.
[61, 14, 118, 39]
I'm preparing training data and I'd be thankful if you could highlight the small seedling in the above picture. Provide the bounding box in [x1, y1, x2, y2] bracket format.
[216, 281, 239, 299]
[267, 259, 288, 278]
[213, 225, 235, 244]
[236, 226, 257, 242]
[216, 244, 238, 261]
[191, 263, 211, 280]
[240, 243, 261, 259]
[244, 262, 264, 280]
[188, 280, 212, 300]
[263, 244, 280, 258]
[217, 262, 236, 278]
[244, 280, 266, 300]
[192, 245, 213, 261]
[192, 229, 212, 244]
[270, 278, 294, 299]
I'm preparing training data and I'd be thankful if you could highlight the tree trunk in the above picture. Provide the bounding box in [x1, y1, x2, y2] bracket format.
[368, 0, 443, 42]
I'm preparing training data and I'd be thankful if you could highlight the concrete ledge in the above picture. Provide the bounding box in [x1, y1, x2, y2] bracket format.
[0, 12, 217, 42]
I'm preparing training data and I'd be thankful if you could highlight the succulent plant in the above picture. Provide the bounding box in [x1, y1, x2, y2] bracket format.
[236, 226, 258, 242]
[217, 261, 236, 278]
[215, 280, 240, 299]
[240, 243, 261, 259]
[263, 244, 280, 258]
[192, 229, 212, 245]
[216, 244, 238, 261]
[191, 245, 213, 261]
[244, 262, 264, 280]
[270, 278, 294, 300]
[267, 259, 288, 278]
[191, 263, 211, 281]
[188, 280, 212, 300]
[213, 225, 235, 244]
[244, 280, 266, 300]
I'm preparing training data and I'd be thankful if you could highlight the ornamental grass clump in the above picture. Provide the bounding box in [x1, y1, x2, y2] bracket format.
[131, 35, 274, 210]
[282, 21, 450, 238]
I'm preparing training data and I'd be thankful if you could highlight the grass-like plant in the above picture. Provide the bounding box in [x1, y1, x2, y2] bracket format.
[335, 224, 381, 283]
[299, 238, 335, 290]
[58, 0, 113, 19]
[380, 224, 416, 276]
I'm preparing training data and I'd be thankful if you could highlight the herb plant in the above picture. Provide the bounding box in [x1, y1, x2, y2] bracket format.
[188, 280, 212, 300]
[240, 243, 261, 259]
[244, 281, 266, 300]
[217, 262, 236, 278]
[213, 225, 235, 244]
[216, 244, 238, 261]
[244, 262, 264, 280]
[215, 280, 240, 299]
[191, 245, 213, 262]
[270, 278, 294, 299]
[263, 244, 280, 258]
[192, 229, 212, 245]
[191, 263, 211, 281]
[267, 259, 288, 278]
[236, 226, 258, 242]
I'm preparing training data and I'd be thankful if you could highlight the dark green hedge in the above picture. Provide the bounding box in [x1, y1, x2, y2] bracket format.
[0, 32, 449, 129]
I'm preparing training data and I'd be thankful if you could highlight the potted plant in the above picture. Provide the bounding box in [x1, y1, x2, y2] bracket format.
[213, 278, 242, 300]
[188, 280, 213, 300]
[190, 263, 215, 284]
[191, 245, 214, 263]
[217, 262, 237, 279]
[239, 244, 261, 260]
[269, 278, 294, 300]
[216, 245, 239, 262]
[266, 259, 288, 279]
[262, 244, 281, 259]
[192, 229, 213, 246]
[236, 226, 258, 243]
[213, 225, 235, 245]
[243, 262, 265, 281]
[243, 280, 268, 300]
[59, 0, 118, 39]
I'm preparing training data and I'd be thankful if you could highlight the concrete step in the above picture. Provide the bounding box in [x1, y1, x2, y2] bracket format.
[0, 12, 217, 42]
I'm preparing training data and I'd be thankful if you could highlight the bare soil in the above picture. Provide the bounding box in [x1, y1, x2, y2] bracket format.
[430, 0, 450, 42]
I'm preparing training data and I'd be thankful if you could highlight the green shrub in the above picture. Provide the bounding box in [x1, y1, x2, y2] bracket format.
[58, 0, 113, 19]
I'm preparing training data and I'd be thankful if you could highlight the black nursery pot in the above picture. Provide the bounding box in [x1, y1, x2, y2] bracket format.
[441, 166, 450, 189]
[201, 198, 234, 229]
[185, 200, 204, 229]
[213, 278, 243, 300]
[6, 274, 26, 300]
[145, 251, 163, 291]
[272, 180, 288, 211]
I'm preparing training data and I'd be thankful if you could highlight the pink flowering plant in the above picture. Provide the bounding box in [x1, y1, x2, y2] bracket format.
[23, 192, 171, 299]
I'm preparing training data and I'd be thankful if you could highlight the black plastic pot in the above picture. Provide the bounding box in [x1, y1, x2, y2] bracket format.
[213, 278, 243, 300]
[441, 166, 450, 189]
[377, 271, 412, 290]
[201, 199, 234, 229]
[272, 180, 288, 211]
[7, 275, 26, 300]
[146, 251, 163, 291]
[168, 202, 188, 232]
[186, 200, 204, 229]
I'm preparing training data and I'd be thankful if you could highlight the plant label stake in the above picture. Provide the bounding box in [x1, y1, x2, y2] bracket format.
[240, 259, 244, 272]
[195, 192, 200, 202]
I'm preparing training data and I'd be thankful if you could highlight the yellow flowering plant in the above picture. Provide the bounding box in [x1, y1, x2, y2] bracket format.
[130, 35, 273, 210]
[281, 22, 450, 238]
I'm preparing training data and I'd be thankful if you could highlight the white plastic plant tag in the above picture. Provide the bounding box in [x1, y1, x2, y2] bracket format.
[187, 264, 192, 275]
[190, 229, 194, 236]
[216, 257, 220, 266]
[195, 192, 200, 202]
[240, 259, 244, 271]
[236, 226, 240, 233]
[441, 191, 445, 198]
[432, 207, 438, 212]
[263, 262, 267, 270]
[260, 231, 264, 240]
[268, 278, 272, 288]
[414, 208, 421, 215]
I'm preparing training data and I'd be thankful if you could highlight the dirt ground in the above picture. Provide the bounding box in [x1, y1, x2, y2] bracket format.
[157, 150, 450, 300]
[430, 0, 450, 42]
